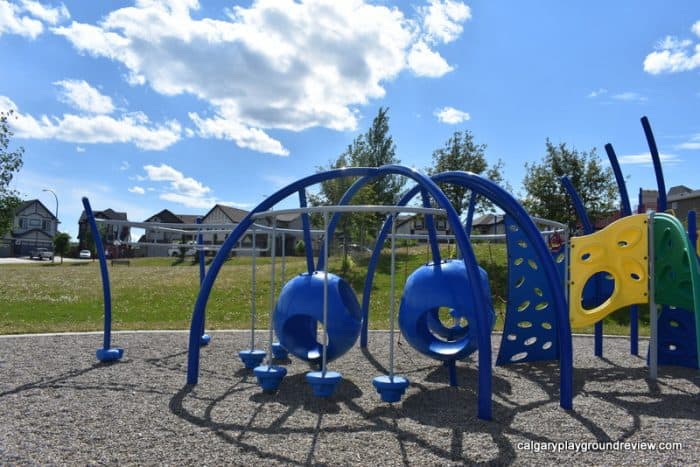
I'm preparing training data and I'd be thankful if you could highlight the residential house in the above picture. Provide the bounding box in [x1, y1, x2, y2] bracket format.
[0, 199, 59, 257]
[393, 213, 452, 240]
[667, 185, 700, 222]
[472, 214, 506, 235]
[139, 209, 200, 257]
[78, 208, 130, 256]
[201, 204, 272, 256]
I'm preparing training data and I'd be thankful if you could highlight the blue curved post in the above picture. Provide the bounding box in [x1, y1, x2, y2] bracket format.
[298, 189, 315, 274]
[560, 177, 603, 356]
[641, 116, 667, 212]
[605, 144, 632, 216]
[317, 173, 381, 271]
[186, 166, 498, 419]
[360, 186, 421, 347]
[605, 143, 637, 355]
[196, 217, 210, 346]
[464, 192, 477, 235]
[82, 197, 123, 362]
[435, 171, 572, 412]
[365, 172, 573, 412]
[421, 189, 442, 263]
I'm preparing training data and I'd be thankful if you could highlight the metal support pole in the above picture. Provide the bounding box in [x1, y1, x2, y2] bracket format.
[389, 213, 397, 380]
[648, 212, 657, 379]
[321, 212, 329, 376]
[251, 227, 257, 350]
[268, 219, 277, 365]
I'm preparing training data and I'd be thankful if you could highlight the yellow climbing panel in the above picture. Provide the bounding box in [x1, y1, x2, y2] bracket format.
[569, 214, 649, 328]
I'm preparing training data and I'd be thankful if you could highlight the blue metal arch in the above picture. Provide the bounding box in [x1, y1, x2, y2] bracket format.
[641, 116, 667, 212]
[185, 165, 495, 419]
[357, 172, 573, 411]
[432, 171, 573, 411]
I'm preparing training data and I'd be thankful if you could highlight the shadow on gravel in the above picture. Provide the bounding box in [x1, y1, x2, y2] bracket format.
[167, 349, 700, 466]
[0, 361, 125, 397]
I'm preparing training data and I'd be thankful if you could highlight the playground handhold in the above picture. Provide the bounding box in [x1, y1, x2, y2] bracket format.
[398, 259, 495, 361]
[306, 370, 342, 397]
[253, 365, 288, 392]
[239, 349, 266, 369]
[271, 342, 289, 360]
[273, 272, 361, 363]
[372, 375, 409, 403]
[96, 347, 124, 362]
[497, 216, 562, 366]
[200, 334, 211, 346]
[569, 213, 649, 328]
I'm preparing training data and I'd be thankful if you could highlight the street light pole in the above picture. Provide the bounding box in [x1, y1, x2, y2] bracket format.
[42, 188, 59, 232]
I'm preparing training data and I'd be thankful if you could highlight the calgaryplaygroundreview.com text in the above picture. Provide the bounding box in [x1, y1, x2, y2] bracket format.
[516, 440, 683, 454]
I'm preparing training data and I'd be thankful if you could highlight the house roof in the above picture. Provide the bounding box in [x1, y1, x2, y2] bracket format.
[143, 209, 200, 224]
[79, 208, 127, 222]
[472, 214, 504, 226]
[668, 185, 693, 197]
[668, 188, 700, 202]
[15, 199, 58, 221]
[203, 204, 249, 223]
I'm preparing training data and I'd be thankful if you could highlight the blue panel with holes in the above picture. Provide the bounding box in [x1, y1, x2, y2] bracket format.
[496, 216, 563, 365]
[650, 307, 698, 368]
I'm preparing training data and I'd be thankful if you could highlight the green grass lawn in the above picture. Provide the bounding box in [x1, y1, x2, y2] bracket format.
[0, 243, 650, 336]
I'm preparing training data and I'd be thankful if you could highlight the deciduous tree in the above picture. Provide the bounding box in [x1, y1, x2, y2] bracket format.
[522, 139, 617, 228]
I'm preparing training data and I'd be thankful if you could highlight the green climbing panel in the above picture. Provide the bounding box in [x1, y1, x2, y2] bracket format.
[653, 213, 700, 367]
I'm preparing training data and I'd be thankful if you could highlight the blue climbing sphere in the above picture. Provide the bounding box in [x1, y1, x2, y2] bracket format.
[273, 272, 362, 363]
[398, 260, 495, 361]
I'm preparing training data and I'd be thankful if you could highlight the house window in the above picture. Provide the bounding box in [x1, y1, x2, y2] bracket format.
[414, 216, 424, 230]
[42, 220, 50, 231]
[19, 218, 27, 228]
[30, 219, 41, 227]
[436, 219, 447, 230]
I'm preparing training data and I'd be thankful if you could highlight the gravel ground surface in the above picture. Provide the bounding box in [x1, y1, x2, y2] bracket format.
[0, 331, 698, 465]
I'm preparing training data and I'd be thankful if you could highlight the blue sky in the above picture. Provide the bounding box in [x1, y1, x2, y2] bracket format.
[2, 0, 700, 239]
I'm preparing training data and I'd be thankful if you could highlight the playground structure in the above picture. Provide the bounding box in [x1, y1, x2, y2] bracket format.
[81, 116, 699, 422]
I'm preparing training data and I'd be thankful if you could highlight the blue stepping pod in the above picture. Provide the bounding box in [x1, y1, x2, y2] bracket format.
[239, 349, 266, 369]
[372, 375, 409, 403]
[254, 365, 287, 392]
[306, 371, 342, 397]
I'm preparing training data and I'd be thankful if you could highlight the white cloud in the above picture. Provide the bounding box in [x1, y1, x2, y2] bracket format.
[120, 161, 130, 171]
[189, 113, 289, 156]
[434, 106, 470, 124]
[611, 92, 648, 102]
[0, 0, 43, 37]
[20, 1, 69, 25]
[587, 88, 607, 98]
[618, 152, 681, 165]
[51, 0, 468, 154]
[128, 186, 145, 195]
[420, 0, 471, 44]
[0, 0, 69, 38]
[676, 133, 700, 150]
[141, 163, 248, 209]
[75, 146, 85, 153]
[644, 28, 700, 74]
[407, 40, 453, 77]
[0, 95, 181, 150]
[54, 79, 115, 114]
